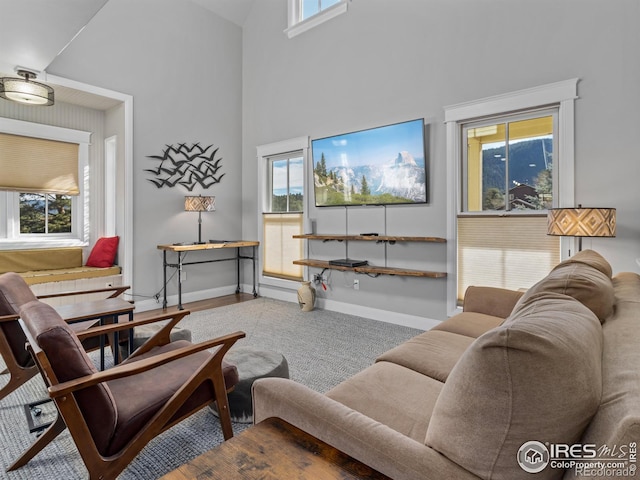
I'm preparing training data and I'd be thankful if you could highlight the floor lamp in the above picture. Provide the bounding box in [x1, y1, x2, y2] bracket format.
[184, 195, 215, 244]
[547, 205, 616, 253]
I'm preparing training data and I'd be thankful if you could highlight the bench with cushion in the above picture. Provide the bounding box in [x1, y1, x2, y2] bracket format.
[0, 247, 120, 286]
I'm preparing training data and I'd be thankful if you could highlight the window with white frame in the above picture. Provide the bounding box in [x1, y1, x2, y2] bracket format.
[285, 0, 349, 38]
[445, 79, 578, 315]
[0, 118, 90, 248]
[257, 137, 309, 286]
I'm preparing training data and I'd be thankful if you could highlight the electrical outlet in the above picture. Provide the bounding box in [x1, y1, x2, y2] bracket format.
[181, 270, 187, 282]
[353, 279, 360, 290]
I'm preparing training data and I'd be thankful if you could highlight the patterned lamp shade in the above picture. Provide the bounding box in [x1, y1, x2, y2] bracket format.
[184, 195, 215, 212]
[547, 206, 616, 249]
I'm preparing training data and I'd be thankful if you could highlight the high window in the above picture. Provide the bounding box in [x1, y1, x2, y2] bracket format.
[257, 137, 309, 286]
[285, 0, 348, 38]
[445, 80, 578, 315]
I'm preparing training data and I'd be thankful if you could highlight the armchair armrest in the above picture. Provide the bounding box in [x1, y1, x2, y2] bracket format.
[252, 378, 479, 480]
[74, 309, 189, 342]
[37, 285, 130, 300]
[48, 330, 246, 397]
[462, 286, 524, 319]
[0, 313, 19, 323]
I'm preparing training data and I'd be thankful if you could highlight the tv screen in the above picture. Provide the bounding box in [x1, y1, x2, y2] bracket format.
[311, 118, 427, 207]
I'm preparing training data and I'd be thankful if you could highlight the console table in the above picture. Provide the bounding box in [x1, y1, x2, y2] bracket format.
[160, 417, 390, 479]
[158, 241, 259, 310]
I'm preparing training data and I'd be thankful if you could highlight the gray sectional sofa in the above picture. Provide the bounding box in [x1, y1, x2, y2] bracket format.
[252, 250, 640, 480]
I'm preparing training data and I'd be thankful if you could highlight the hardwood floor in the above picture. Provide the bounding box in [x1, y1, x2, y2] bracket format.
[134, 293, 257, 320]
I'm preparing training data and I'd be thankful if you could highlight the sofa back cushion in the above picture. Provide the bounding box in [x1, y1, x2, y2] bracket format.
[569, 273, 640, 479]
[19, 300, 117, 455]
[515, 249, 614, 322]
[426, 292, 602, 480]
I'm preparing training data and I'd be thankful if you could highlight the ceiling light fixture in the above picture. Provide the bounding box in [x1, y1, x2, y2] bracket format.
[0, 69, 54, 106]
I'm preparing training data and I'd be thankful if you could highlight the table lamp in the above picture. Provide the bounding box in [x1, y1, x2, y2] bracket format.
[547, 205, 616, 252]
[184, 195, 215, 244]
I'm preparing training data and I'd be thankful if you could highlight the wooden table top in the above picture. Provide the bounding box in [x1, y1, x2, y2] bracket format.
[160, 417, 390, 480]
[54, 297, 134, 322]
[157, 241, 259, 252]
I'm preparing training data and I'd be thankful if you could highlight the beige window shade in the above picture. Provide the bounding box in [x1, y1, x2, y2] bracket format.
[0, 133, 80, 195]
[263, 212, 303, 281]
[457, 216, 560, 302]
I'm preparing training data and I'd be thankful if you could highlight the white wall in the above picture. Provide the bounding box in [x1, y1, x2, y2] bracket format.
[242, 0, 640, 321]
[48, 0, 244, 305]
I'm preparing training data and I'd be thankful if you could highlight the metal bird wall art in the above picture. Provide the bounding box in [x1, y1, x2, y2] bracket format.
[145, 142, 225, 191]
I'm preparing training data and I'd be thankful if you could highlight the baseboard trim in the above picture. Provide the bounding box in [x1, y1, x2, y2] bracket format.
[135, 283, 440, 331]
[257, 284, 438, 331]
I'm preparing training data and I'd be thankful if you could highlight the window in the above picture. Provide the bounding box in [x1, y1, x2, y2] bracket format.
[0, 117, 90, 247]
[445, 79, 578, 315]
[257, 137, 309, 287]
[19, 193, 72, 234]
[285, 0, 348, 38]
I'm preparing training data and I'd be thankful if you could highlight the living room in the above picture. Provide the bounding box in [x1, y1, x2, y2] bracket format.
[1, 0, 638, 327]
[0, 0, 638, 478]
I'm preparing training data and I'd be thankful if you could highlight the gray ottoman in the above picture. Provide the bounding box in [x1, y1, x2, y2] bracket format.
[118, 324, 192, 361]
[211, 347, 289, 423]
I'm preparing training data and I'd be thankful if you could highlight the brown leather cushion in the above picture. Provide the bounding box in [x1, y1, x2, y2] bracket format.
[19, 300, 118, 455]
[0, 272, 40, 367]
[106, 341, 239, 456]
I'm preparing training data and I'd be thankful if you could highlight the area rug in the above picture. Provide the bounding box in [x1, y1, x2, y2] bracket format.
[0, 297, 421, 479]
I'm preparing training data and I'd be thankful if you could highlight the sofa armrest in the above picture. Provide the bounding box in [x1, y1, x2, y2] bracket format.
[462, 286, 524, 319]
[252, 378, 479, 480]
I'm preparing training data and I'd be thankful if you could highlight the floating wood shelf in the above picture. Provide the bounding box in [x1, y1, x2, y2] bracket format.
[294, 234, 447, 279]
[293, 259, 447, 278]
[293, 234, 446, 243]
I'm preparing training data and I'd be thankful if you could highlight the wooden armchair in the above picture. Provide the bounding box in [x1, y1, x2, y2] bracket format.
[10, 299, 245, 480]
[0, 271, 131, 401]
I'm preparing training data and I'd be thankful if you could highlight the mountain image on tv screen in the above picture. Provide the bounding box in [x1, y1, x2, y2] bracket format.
[311, 119, 427, 207]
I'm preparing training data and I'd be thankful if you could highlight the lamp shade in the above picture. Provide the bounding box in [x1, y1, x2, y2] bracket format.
[547, 207, 616, 238]
[184, 195, 215, 212]
[0, 70, 54, 106]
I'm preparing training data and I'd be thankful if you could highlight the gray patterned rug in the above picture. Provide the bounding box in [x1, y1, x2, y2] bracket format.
[0, 297, 421, 479]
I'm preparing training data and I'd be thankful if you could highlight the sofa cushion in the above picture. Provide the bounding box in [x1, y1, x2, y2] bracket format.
[461, 286, 525, 319]
[515, 249, 614, 322]
[376, 330, 474, 382]
[327, 361, 444, 443]
[571, 272, 640, 478]
[431, 311, 505, 338]
[426, 292, 602, 480]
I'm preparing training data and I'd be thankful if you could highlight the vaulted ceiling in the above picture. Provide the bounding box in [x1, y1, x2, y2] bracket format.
[0, 0, 255, 108]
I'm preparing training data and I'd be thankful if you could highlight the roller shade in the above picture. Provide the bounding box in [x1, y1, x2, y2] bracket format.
[0, 132, 80, 195]
[457, 215, 560, 302]
[263, 212, 303, 281]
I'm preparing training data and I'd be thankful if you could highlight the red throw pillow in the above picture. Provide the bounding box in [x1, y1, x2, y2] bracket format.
[86, 236, 119, 268]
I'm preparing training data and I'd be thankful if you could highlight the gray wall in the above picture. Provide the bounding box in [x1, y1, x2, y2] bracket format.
[48, 0, 243, 303]
[242, 0, 640, 321]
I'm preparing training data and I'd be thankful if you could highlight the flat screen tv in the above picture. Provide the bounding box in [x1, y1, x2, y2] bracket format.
[311, 118, 427, 207]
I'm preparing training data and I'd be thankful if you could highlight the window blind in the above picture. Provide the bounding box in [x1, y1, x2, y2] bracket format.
[457, 216, 560, 302]
[263, 212, 303, 281]
[0, 133, 80, 195]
